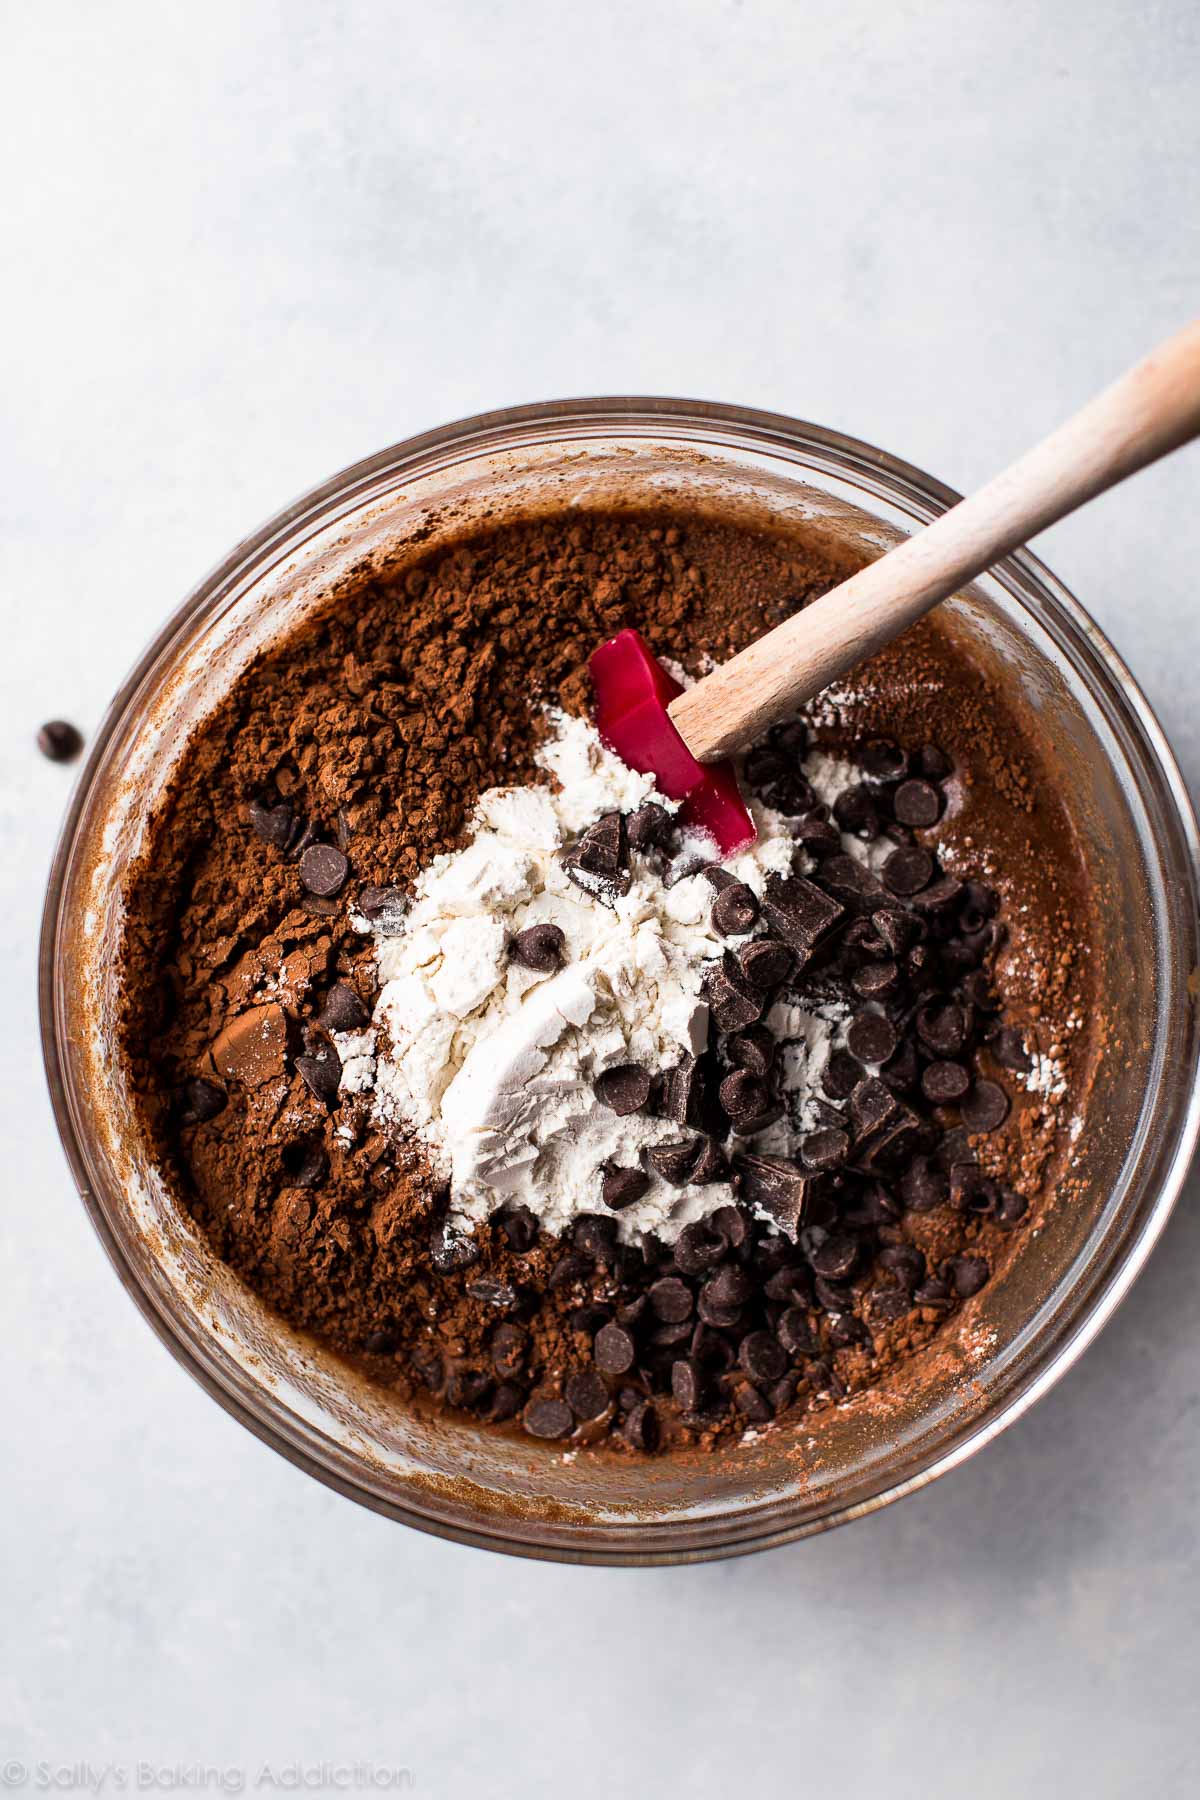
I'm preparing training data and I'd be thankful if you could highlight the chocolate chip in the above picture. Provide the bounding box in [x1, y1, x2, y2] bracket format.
[595, 1062, 653, 1115]
[674, 1221, 726, 1275]
[491, 1322, 527, 1378]
[646, 1138, 702, 1186]
[700, 1265, 754, 1319]
[869, 1286, 912, 1323]
[719, 1069, 768, 1124]
[563, 811, 632, 904]
[565, 1369, 611, 1419]
[990, 1025, 1032, 1072]
[690, 1135, 728, 1183]
[734, 1154, 813, 1238]
[703, 959, 765, 1034]
[357, 884, 407, 930]
[363, 1327, 397, 1354]
[622, 1401, 659, 1451]
[917, 744, 953, 780]
[319, 982, 370, 1032]
[859, 737, 908, 781]
[961, 1078, 1010, 1133]
[671, 1357, 704, 1412]
[524, 1397, 574, 1440]
[430, 1224, 479, 1274]
[913, 1278, 954, 1309]
[893, 779, 942, 828]
[827, 1312, 868, 1347]
[601, 1164, 649, 1211]
[762, 871, 846, 955]
[879, 1244, 926, 1287]
[178, 1077, 227, 1125]
[769, 718, 810, 758]
[818, 854, 884, 911]
[873, 908, 922, 955]
[921, 1060, 970, 1104]
[847, 1011, 899, 1066]
[736, 938, 794, 991]
[833, 784, 879, 839]
[573, 1214, 617, 1258]
[660, 1053, 704, 1125]
[548, 1251, 591, 1288]
[945, 1254, 990, 1297]
[512, 922, 566, 971]
[851, 960, 899, 1000]
[281, 1138, 328, 1187]
[793, 815, 841, 855]
[777, 1307, 817, 1356]
[499, 1204, 538, 1252]
[570, 1303, 612, 1335]
[295, 1048, 341, 1105]
[626, 801, 671, 850]
[711, 881, 760, 937]
[727, 1027, 774, 1078]
[738, 1331, 788, 1383]
[447, 1369, 491, 1410]
[732, 1381, 773, 1423]
[911, 874, 963, 914]
[594, 1321, 636, 1375]
[487, 1383, 524, 1423]
[996, 1186, 1028, 1227]
[711, 1204, 750, 1249]
[299, 843, 349, 898]
[801, 1128, 850, 1171]
[36, 719, 83, 762]
[916, 999, 967, 1056]
[822, 1048, 862, 1099]
[248, 799, 295, 850]
[649, 1276, 694, 1323]
[809, 1233, 858, 1281]
[883, 845, 935, 895]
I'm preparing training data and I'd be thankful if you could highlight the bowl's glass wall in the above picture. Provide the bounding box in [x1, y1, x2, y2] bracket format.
[41, 404, 1200, 1562]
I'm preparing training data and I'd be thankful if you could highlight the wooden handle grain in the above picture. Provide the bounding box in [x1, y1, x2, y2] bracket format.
[669, 318, 1200, 762]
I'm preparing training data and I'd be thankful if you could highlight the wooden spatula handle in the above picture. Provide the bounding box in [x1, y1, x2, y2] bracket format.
[669, 318, 1200, 764]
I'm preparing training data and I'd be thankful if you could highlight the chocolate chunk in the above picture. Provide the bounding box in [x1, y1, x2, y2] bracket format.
[626, 801, 671, 850]
[762, 872, 845, 955]
[491, 1322, 527, 1378]
[671, 1357, 704, 1412]
[847, 1011, 899, 1067]
[594, 1321, 636, 1375]
[512, 922, 566, 971]
[299, 843, 349, 898]
[916, 999, 967, 1056]
[727, 1027, 774, 1079]
[430, 1224, 479, 1274]
[178, 1076, 227, 1125]
[673, 1221, 726, 1276]
[734, 1154, 812, 1238]
[961, 1078, 1010, 1133]
[719, 1068, 768, 1123]
[649, 1276, 694, 1322]
[646, 1138, 702, 1186]
[736, 937, 793, 989]
[801, 1127, 850, 1171]
[595, 1062, 653, 1116]
[703, 959, 765, 1034]
[883, 845, 935, 895]
[601, 1164, 649, 1211]
[295, 1046, 341, 1105]
[990, 1025, 1032, 1073]
[210, 1004, 289, 1089]
[712, 882, 760, 937]
[248, 798, 295, 849]
[563, 811, 632, 904]
[524, 1397, 574, 1440]
[893, 779, 942, 828]
[945, 1254, 990, 1297]
[850, 1075, 897, 1139]
[738, 1331, 788, 1383]
[622, 1401, 659, 1451]
[565, 1369, 611, 1420]
[818, 854, 884, 912]
[319, 981, 370, 1032]
[690, 1135, 728, 1183]
[281, 1139, 328, 1187]
[37, 719, 83, 763]
[921, 1060, 970, 1105]
[499, 1204, 539, 1252]
[660, 1053, 705, 1125]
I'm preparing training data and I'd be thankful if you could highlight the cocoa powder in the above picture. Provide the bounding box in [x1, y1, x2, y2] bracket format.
[119, 505, 1093, 1451]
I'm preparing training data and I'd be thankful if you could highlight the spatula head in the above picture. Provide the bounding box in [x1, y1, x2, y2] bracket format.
[589, 629, 755, 855]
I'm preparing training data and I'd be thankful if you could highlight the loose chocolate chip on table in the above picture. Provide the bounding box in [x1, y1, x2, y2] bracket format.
[248, 798, 295, 849]
[499, 1204, 539, 1252]
[649, 1276, 694, 1323]
[178, 1076, 227, 1125]
[626, 800, 671, 850]
[671, 1357, 704, 1412]
[883, 844, 935, 896]
[595, 1062, 653, 1115]
[801, 1127, 850, 1171]
[847, 1011, 899, 1067]
[646, 1138, 702, 1186]
[430, 1224, 479, 1275]
[989, 1025, 1032, 1072]
[511, 922, 566, 971]
[319, 981, 370, 1032]
[893, 778, 942, 828]
[712, 881, 760, 937]
[36, 719, 84, 762]
[623, 1401, 660, 1451]
[734, 1154, 814, 1238]
[945, 1254, 990, 1297]
[921, 1059, 971, 1105]
[916, 998, 967, 1056]
[565, 1369, 611, 1420]
[960, 1078, 1010, 1133]
[738, 1330, 788, 1383]
[299, 843, 349, 898]
[594, 1321, 637, 1375]
[601, 1164, 649, 1211]
[524, 1397, 574, 1440]
[295, 1049, 341, 1105]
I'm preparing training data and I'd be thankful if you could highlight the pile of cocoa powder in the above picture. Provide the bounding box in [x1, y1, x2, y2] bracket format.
[119, 506, 1093, 1452]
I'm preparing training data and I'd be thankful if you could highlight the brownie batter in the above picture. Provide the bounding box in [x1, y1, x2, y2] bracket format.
[119, 507, 1092, 1453]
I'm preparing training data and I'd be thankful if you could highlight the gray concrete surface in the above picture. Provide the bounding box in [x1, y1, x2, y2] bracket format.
[3, 3, 1198, 1794]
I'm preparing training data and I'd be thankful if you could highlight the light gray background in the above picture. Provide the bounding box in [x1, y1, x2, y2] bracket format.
[3, 3, 1198, 1794]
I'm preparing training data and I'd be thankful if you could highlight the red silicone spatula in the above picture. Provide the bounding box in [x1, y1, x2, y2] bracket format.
[593, 318, 1200, 851]
[590, 628, 756, 854]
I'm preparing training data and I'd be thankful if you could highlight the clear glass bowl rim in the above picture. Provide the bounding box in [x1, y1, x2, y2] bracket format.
[38, 395, 1200, 1563]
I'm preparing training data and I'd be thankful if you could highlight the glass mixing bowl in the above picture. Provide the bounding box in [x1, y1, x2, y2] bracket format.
[39, 400, 1200, 1563]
